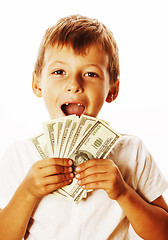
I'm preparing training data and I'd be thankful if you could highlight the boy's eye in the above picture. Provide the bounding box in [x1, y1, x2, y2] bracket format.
[52, 70, 66, 75]
[84, 72, 99, 78]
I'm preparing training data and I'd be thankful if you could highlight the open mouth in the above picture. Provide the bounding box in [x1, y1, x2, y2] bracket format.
[61, 103, 85, 116]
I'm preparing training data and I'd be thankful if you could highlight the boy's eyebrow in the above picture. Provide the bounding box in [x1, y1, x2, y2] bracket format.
[84, 64, 105, 74]
[48, 60, 68, 67]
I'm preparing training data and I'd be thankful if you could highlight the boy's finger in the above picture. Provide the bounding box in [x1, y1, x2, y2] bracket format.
[44, 173, 74, 185]
[81, 181, 107, 190]
[42, 165, 73, 177]
[75, 159, 113, 172]
[77, 172, 110, 185]
[45, 179, 73, 194]
[75, 165, 108, 179]
[37, 158, 73, 168]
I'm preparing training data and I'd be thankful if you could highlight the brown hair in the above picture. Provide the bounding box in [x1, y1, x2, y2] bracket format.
[34, 14, 120, 83]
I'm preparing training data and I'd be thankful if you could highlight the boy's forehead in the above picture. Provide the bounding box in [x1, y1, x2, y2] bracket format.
[44, 44, 109, 68]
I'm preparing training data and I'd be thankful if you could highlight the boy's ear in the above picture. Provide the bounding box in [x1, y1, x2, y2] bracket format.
[106, 81, 119, 103]
[32, 72, 42, 97]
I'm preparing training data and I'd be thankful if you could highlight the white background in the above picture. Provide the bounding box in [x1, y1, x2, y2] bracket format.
[0, 1, 167, 239]
[0, 0, 167, 200]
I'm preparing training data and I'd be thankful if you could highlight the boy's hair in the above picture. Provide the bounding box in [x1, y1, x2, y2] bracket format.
[34, 14, 120, 83]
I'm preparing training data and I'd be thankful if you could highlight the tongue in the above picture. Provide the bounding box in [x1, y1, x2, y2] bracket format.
[62, 103, 85, 116]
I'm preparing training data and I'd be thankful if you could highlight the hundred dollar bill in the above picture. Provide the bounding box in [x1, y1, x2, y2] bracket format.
[60, 120, 121, 203]
[43, 117, 70, 157]
[43, 116, 72, 157]
[43, 120, 57, 157]
[54, 119, 64, 157]
[29, 133, 49, 159]
[57, 115, 97, 199]
[52, 189, 74, 201]
[70, 120, 121, 164]
[59, 115, 78, 158]
[58, 118, 72, 157]
[66, 115, 97, 156]
[29, 133, 69, 200]
[63, 117, 79, 158]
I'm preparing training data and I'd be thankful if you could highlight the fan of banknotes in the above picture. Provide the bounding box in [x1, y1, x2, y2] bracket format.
[30, 115, 121, 204]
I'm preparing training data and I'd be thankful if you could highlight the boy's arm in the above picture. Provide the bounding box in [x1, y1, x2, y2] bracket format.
[151, 195, 168, 212]
[75, 159, 168, 240]
[117, 184, 168, 240]
[0, 158, 74, 240]
[0, 183, 38, 240]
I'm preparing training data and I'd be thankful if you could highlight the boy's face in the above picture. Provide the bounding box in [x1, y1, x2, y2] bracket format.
[33, 44, 118, 119]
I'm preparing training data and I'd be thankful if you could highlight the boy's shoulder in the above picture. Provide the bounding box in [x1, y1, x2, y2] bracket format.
[6, 138, 35, 156]
[113, 134, 143, 153]
[1, 138, 38, 169]
[109, 134, 149, 172]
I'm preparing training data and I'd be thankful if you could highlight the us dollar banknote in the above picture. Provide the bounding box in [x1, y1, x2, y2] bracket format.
[60, 120, 121, 202]
[66, 115, 97, 156]
[29, 115, 121, 203]
[30, 133, 49, 159]
[29, 133, 70, 200]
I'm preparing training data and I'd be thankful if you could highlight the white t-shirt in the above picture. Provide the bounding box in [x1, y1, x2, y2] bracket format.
[0, 135, 167, 240]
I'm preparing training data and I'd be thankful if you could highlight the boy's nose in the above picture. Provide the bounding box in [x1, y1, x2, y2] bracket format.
[65, 78, 84, 94]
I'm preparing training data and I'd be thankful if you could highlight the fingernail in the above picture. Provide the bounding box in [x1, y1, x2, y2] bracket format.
[70, 173, 74, 178]
[75, 174, 80, 179]
[68, 167, 72, 172]
[76, 166, 80, 171]
[78, 180, 81, 185]
[68, 160, 73, 165]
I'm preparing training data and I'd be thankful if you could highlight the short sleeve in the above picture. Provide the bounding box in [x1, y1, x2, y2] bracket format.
[136, 140, 168, 202]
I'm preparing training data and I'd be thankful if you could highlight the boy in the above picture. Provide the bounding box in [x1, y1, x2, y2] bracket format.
[0, 14, 168, 240]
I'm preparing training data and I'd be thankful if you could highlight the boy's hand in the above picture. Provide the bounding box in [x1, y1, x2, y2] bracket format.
[22, 158, 74, 199]
[75, 159, 126, 200]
